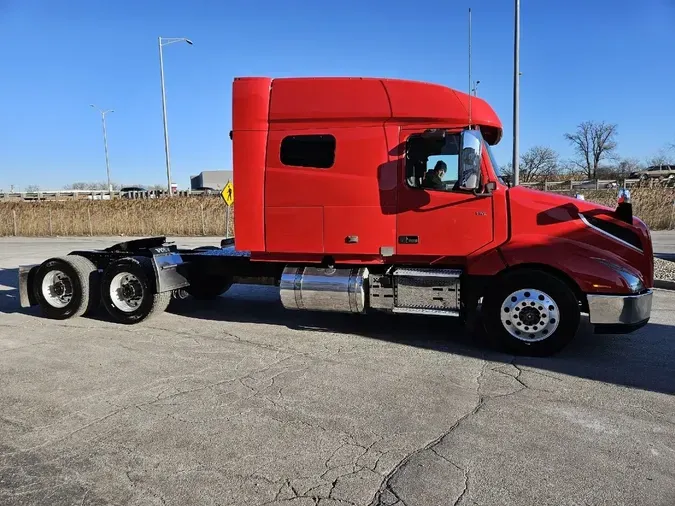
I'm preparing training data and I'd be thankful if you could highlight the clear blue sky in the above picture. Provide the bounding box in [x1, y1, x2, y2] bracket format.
[1, 0, 674, 191]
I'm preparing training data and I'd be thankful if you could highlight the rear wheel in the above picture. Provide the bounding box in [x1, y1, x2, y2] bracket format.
[482, 269, 581, 356]
[100, 257, 170, 324]
[33, 255, 99, 319]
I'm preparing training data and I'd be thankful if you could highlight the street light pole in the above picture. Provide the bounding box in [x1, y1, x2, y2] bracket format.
[90, 105, 114, 194]
[512, 0, 521, 186]
[158, 36, 192, 197]
[468, 7, 472, 127]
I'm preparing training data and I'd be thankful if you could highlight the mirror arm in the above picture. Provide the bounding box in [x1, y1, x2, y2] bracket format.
[471, 180, 497, 197]
[472, 188, 493, 197]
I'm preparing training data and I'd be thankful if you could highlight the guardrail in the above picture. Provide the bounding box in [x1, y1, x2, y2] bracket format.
[3, 177, 673, 202]
[0, 189, 220, 201]
[519, 179, 643, 191]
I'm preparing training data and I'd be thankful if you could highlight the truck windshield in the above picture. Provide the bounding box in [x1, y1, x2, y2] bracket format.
[485, 142, 505, 185]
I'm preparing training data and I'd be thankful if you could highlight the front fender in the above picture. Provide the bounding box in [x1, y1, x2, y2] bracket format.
[499, 235, 645, 294]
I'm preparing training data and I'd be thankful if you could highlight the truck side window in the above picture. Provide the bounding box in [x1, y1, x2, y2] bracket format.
[405, 133, 461, 191]
[280, 134, 336, 169]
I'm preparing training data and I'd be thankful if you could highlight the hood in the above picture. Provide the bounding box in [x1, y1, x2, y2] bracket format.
[508, 186, 614, 216]
[506, 186, 653, 287]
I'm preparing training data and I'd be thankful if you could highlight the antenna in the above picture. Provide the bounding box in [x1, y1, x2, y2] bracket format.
[512, 0, 520, 186]
[468, 7, 472, 128]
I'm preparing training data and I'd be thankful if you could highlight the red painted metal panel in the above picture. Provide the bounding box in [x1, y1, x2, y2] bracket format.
[264, 125, 395, 256]
[231, 77, 271, 253]
[265, 206, 324, 254]
[503, 186, 652, 292]
[268, 77, 392, 123]
[382, 79, 502, 140]
[323, 206, 396, 255]
[394, 127, 494, 258]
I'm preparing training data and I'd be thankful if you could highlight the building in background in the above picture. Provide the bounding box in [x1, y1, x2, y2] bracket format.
[190, 170, 232, 191]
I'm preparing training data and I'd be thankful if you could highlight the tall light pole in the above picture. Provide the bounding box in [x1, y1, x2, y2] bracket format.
[512, 0, 521, 186]
[158, 36, 192, 196]
[468, 7, 472, 127]
[90, 104, 114, 194]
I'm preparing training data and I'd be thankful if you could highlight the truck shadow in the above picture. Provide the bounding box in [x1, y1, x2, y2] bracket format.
[3, 272, 672, 396]
[170, 285, 675, 396]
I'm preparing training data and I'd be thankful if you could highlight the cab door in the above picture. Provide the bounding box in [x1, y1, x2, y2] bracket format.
[396, 127, 494, 258]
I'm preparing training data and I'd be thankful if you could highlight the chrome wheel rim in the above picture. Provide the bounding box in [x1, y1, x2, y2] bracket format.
[41, 269, 74, 308]
[109, 272, 144, 312]
[500, 288, 560, 342]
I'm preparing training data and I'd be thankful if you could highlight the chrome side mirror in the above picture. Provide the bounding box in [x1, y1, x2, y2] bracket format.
[459, 129, 482, 191]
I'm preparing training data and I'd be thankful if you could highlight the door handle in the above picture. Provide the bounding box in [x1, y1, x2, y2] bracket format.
[398, 235, 419, 244]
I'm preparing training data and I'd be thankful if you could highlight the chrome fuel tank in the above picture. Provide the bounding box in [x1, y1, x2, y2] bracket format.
[279, 266, 368, 313]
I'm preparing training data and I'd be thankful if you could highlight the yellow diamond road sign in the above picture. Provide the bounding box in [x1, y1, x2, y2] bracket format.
[221, 181, 234, 206]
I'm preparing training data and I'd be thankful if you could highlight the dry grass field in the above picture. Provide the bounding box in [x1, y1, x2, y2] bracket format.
[0, 188, 673, 237]
[0, 197, 233, 237]
[564, 188, 675, 230]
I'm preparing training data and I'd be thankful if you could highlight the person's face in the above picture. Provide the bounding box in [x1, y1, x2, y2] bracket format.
[437, 167, 446, 179]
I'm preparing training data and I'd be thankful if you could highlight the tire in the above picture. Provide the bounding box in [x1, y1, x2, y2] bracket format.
[100, 257, 170, 324]
[482, 269, 581, 356]
[32, 255, 100, 320]
[185, 275, 232, 300]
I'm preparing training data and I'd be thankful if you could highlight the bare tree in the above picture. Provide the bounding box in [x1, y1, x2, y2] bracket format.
[557, 159, 580, 177]
[64, 182, 90, 190]
[499, 147, 560, 183]
[519, 146, 560, 182]
[592, 157, 643, 180]
[647, 146, 674, 167]
[25, 185, 40, 192]
[615, 157, 642, 178]
[563, 121, 618, 179]
[65, 182, 120, 191]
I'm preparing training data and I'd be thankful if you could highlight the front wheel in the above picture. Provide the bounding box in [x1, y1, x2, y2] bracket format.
[100, 257, 170, 324]
[482, 269, 581, 356]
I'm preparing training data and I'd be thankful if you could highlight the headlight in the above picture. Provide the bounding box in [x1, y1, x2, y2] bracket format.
[616, 268, 645, 293]
[593, 258, 645, 293]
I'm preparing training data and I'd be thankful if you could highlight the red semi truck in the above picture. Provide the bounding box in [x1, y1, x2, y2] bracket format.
[18, 76, 654, 356]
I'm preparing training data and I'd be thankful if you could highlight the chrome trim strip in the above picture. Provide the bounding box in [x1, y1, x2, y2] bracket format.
[587, 290, 652, 325]
[393, 268, 462, 278]
[392, 307, 460, 317]
[578, 213, 643, 253]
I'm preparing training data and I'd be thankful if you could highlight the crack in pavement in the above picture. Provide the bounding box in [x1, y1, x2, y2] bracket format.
[252, 434, 383, 505]
[367, 356, 534, 506]
[453, 467, 469, 506]
[0, 352, 305, 458]
[0, 340, 55, 353]
[366, 361, 488, 506]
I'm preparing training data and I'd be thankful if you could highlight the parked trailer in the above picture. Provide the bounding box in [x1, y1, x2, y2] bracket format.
[18, 76, 655, 356]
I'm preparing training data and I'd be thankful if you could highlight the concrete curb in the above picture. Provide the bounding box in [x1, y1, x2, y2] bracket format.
[654, 279, 675, 291]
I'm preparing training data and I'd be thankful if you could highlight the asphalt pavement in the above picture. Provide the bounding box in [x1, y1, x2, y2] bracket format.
[1, 238, 674, 506]
[652, 230, 675, 255]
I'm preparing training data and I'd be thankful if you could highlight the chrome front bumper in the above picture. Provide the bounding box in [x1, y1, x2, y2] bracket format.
[587, 290, 653, 325]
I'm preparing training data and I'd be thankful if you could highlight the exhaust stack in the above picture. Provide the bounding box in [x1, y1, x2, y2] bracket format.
[616, 188, 633, 224]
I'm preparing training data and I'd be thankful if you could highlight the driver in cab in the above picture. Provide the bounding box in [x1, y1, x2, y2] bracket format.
[422, 160, 447, 190]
